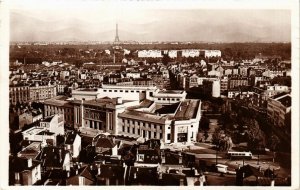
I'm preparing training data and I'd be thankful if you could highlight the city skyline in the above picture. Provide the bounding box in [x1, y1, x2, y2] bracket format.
[10, 9, 291, 43]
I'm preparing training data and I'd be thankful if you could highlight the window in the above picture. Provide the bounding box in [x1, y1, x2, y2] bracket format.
[127, 127, 130, 133]
[176, 98, 180, 101]
[163, 98, 166, 100]
[133, 128, 135, 134]
[148, 131, 151, 139]
[158, 98, 161, 100]
[172, 98, 175, 101]
[120, 90, 123, 92]
[160, 126, 162, 130]
[160, 133, 163, 139]
[125, 90, 129, 93]
[138, 129, 140, 135]
[154, 132, 156, 138]
[168, 126, 170, 129]
[131, 90, 134, 93]
[114, 90, 117, 92]
[109, 90, 112, 92]
[122, 126, 125, 132]
[167, 134, 171, 140]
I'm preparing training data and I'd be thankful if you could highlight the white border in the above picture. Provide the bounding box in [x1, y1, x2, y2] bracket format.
[0, 0, 299, 190]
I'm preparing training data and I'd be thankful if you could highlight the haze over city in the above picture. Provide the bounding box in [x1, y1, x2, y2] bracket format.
[10, 8, 291, 42]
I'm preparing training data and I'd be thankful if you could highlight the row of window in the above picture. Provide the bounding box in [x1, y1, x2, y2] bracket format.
[122, 119, 163, 130]
[103, 89, 146, 93]
[122, 125, 163, 139]
[157, 97, 180, 101]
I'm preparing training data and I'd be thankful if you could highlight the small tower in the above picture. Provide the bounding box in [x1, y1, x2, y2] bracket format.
[114, 23, 120, 44]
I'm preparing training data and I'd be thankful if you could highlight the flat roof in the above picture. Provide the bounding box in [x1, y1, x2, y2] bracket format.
[23, 127, 45, 135]
[158, 90, 184, 94]
[174, 100, 200, 120]
[119, 110, 167, 124]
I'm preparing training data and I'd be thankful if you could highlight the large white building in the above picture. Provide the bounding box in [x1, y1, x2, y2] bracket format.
[203, 50, 222, 58]
[68, 84, 201, 143]
[138, 50, 163, 58]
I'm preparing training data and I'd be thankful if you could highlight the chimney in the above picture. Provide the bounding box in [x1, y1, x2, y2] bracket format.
[270, 179, 275, 186]
[27, 158, 32, 168]
[179, 178, 184, 186]
[98, 165, 101, 175]
[134, 172, 137, 179]
[117, 97, 123, 104]
[159, 172, 162, 179]
[59, 149, 62, 163]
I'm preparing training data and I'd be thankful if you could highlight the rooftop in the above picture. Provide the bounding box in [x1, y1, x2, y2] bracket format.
[119, 110, 167, 124]
[174, 100, 200, 120]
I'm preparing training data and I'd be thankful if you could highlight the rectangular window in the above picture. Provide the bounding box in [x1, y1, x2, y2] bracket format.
[158, 98, 161, 100]
[138, 129, 140, 135]
[131, 90, 134, 93]
[103, 90, 107, 92]
[154, 132, 156, 138]
[122, 126, 125, 132]
[167, 134, 171, 140]
[127, 127, 130, 133]
[125, 90, 128, 93]
[160, 133, 163, 139]
[133, 128, 135, 134]
[109, 90, 112, 92]
[148, 131, 151, 139]
[120, 90, 123, 92]
[114, 90, 117, 92]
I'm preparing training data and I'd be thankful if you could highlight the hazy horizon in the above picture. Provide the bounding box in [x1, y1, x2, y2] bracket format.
[10, 8, 291, 43]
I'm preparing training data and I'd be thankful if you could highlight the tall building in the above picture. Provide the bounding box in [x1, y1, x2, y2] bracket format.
[114, 23, 120, 44]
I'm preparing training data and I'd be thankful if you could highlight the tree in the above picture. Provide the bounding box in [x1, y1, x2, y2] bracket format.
[212, 128, 233, 151]
[267, 134, 280, 163]
[199, 116, 210, 131]
[245, 118, 266, 165]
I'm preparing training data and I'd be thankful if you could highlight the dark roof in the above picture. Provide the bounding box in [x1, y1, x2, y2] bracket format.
[9, 156, 41, 172]
[271, 92, 289, 99]
[78, 166, 95, 181]
[65, 133, 79, 145]
[161, 173, 187, 186]
[239, 165, 264, 178]
[95, 137, 116, 148]
[36, 147, 69, 168]
[155, 102, 180, 114]
[36, 131, 55, 136]
[127, 166, 158, 185]
[277, 95, 291, 107]
[98, 164, 125, 179]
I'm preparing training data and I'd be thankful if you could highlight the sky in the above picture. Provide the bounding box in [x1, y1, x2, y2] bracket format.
[9, 0, 291, 42]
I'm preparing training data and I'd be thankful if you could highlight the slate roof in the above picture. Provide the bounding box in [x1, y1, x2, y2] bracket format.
[95, 137, 116, 148]
[36, 147, 69, 168]
[98, 164, 125, 179]
[9, 156, 41, 172]
[65, 133, 79, 145]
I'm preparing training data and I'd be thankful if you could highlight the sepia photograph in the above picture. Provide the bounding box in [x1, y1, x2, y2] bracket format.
[0, 0, 299, 189]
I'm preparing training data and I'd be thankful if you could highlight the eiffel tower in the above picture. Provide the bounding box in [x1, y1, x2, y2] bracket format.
[114, 23, 120, 44]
